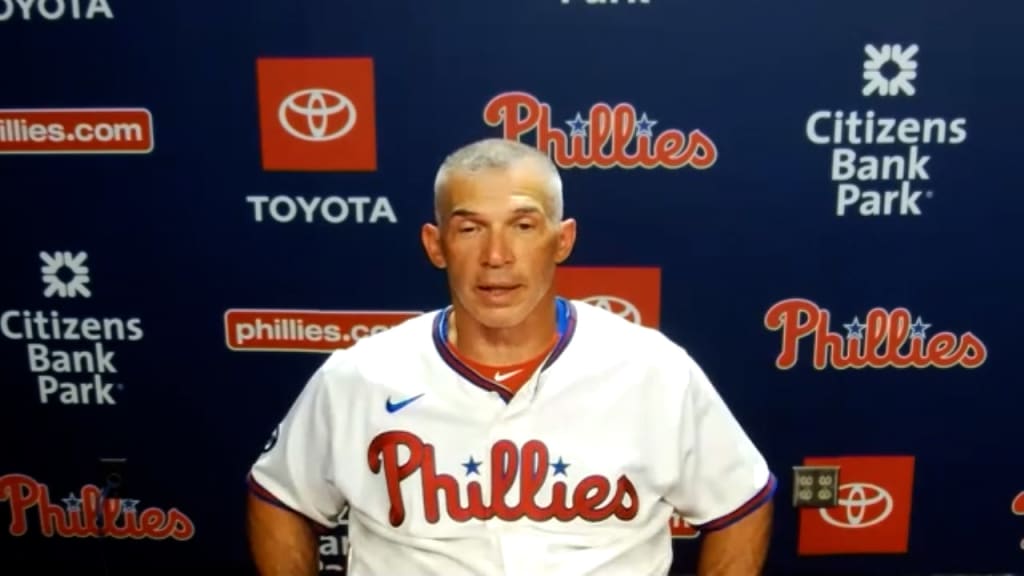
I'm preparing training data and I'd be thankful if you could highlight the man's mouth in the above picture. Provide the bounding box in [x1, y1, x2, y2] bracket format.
[477, 284, 521, 295]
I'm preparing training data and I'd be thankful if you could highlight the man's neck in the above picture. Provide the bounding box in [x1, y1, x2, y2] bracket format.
[448, 301, 558, 366]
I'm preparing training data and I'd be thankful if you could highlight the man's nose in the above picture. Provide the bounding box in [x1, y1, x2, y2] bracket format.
[482, 230, 513, 267]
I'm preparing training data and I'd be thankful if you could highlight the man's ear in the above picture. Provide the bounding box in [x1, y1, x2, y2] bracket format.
[554, 218, 577, 264]
[421, 223, 447, 269]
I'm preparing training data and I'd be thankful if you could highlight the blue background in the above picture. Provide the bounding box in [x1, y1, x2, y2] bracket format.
[1, 0, 1022, 574]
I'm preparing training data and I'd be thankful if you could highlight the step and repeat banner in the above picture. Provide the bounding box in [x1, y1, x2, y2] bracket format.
[1, 1, 1022, 574]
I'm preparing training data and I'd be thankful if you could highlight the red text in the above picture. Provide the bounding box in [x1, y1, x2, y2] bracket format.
[764, 298, 987, 370]
[483, 91, 716, 169]
[0, 473, 195, 540]
[367, 431, 638, 526]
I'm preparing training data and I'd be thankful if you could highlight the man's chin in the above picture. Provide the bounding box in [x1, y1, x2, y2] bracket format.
[472, 307, 528, 330]
[454, 289, 549, 330]
[460, 298, 533, 329]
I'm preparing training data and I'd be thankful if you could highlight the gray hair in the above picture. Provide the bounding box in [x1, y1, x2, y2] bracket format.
[433, 138, 563, 223]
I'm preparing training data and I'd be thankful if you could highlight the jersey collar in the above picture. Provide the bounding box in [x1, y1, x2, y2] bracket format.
[431, 297, 577, 403]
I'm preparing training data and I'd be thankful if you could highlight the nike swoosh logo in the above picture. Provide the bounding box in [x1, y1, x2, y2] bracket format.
[494, 370, 522, 383]
[385, 393, 424, 414]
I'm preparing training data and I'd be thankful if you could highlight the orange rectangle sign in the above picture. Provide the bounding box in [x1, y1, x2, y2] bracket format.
[555, 266, 661, 328]
[797, 455, 916, 556]
[0, 108, 154, 154]
[256, 57, 377, 171]
[225, 309, 422, 352]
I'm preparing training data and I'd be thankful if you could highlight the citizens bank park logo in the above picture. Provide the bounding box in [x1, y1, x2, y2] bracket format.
[0, 473, 195, 541]
[764, 298, 986, 370]
[483, 91, 716, 170]
[318, 507, 350, 572]
[0, 108, 153, 154]
[1, 251, 146, 405]
[0, 0, 113, 21]
[807, 43, 967, 217]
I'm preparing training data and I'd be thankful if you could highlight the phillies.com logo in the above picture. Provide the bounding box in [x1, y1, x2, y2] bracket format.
[483, 91, 716, 170]
[764, 298, 987, 370]
[0, 473, 195, 540]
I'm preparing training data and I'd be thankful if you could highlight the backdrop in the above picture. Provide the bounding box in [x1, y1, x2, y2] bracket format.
[1, 1, 1022, 574]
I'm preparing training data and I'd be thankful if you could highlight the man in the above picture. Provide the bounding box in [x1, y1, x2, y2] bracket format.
[246, 138, 776, 575]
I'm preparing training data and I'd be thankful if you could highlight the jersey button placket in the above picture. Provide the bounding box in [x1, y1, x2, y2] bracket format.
[502, 369, 542, 418]
[487, 402, 512, 570]
[490, 398, 537, 575]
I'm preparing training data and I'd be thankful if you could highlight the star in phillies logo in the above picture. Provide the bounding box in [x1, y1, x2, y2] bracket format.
[764, 298, 987, 370]
[483, 91, 717, 170]
[368, 431, 638, 526]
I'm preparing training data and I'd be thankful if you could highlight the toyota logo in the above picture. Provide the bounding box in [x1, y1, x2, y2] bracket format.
[278, 88, 356, 142]
[819, 482, 893, 529]
[582, 296, 641, 324]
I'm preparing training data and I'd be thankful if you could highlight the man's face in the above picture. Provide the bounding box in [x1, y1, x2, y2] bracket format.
[421, 161, 576, 329]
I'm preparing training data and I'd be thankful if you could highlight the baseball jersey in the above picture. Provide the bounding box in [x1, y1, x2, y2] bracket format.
[248, 297, 776, 576]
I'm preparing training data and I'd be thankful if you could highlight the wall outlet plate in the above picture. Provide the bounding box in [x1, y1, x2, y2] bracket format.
[792, 465, 840, 508]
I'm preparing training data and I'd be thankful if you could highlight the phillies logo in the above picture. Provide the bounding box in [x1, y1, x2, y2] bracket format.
[764, 298, 986, 370]
[482, 91, 716, 170]
[368, 431, 638, 526]
[0, 473, 195, 540]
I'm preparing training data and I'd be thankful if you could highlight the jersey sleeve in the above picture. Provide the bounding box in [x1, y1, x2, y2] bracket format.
[664, 353, 776, 532]
[247, 356, 347, 530]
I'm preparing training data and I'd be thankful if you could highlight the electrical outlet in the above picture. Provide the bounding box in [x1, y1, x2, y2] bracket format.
[792, 465, 840, 508]
[98, 457, 127, 499]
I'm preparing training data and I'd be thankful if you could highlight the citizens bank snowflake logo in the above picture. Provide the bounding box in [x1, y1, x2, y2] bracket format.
[863, 44, 918, 97]
[40, 251, 91, 299]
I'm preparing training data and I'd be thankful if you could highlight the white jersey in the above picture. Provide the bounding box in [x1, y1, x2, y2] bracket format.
[248, 298, 775, 576]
